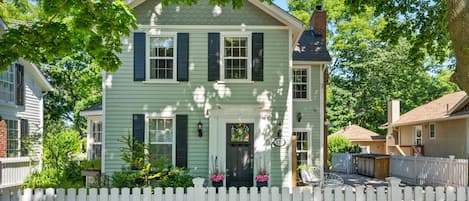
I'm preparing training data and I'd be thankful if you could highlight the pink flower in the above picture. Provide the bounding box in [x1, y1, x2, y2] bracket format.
[255, 175, 269, 182]
[210, 174, 225, 182]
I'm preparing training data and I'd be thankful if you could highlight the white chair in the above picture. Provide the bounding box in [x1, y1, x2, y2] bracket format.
[300, 167, 322, 187]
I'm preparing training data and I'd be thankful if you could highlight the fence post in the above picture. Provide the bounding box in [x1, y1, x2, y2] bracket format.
[386, 177, 401, 201]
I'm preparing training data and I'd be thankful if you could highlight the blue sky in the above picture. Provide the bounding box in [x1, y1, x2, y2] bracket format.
[273, 0, 288, 11]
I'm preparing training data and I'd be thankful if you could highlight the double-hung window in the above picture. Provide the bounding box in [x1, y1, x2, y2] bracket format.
[221, 33, 251, 81]
[148, 35, 176, 80]
[6, 119, 19, 157]
[429, 123, 436, 139]
[90, 121, 102, 159]
[293, 67, 310, 100]
[148, 118, 175, 165]
[294, 130, 311, 166]
[0, 64, 15, 103]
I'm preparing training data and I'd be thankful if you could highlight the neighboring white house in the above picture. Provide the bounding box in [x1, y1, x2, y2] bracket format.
[0, 17, 54, 188]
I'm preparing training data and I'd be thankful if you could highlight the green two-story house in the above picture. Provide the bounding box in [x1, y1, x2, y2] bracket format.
[82, 0, 331, 188]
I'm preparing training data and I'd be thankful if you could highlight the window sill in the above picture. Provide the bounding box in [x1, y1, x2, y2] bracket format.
[217, 80, 255, 84]
[143, 80, 180, 84]
[293, 99, 311, 102]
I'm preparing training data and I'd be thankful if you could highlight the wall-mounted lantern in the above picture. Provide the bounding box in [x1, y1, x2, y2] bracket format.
[297, 112, 303, 122]
[197, 121, 203, 137]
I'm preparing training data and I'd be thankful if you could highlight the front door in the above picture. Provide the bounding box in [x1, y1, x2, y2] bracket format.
[226, 123, 254, 187]
[413, 125, 423, 145]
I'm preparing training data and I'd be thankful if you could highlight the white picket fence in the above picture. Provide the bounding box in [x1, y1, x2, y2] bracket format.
[331, 153, 358, 174]
[390, 155, 468, 186]
[0, 157, 39, 188]
[3, 184, 469, 201]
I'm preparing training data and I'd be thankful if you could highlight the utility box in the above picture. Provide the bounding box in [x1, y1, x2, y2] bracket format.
[355, 154, 390, 179]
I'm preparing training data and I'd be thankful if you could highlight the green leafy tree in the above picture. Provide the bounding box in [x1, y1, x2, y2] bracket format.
[42, 53, 101, 133]
[0, 0, 137, 71]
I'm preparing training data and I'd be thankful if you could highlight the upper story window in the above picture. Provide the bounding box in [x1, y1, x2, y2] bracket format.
[0, 65, 15, 103]
[221, 33, 251, 81]
[148, 118, 175, 165]
[293, 67, 310, 100]
[148, 35, 176, 80]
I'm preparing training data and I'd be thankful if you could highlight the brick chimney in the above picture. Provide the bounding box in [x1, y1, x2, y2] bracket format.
[310, 5, 327, 43]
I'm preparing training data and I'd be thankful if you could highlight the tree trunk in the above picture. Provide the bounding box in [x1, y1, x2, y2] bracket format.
[447, 0, 469, 93]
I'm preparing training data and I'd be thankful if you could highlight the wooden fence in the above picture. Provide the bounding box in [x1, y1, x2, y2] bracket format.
[0, 157, 39, 188]
[3, 184, 469, 201]
[390, 155, 468, 186]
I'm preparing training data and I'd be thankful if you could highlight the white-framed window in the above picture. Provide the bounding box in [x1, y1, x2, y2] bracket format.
[147, 117, 175, 165]
[90, 121, 102, 159]
[147, 33, 177, 80]
[6, 119, 19, 157]
[293, 67, 310, 100]
[293, 129, 312, 166]
[0, 64, 15, 103]
[221, 33, 251, 81]
[429, 123, 436, 140]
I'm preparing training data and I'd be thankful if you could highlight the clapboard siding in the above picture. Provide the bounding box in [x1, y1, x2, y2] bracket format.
[105, 28, 290, 185]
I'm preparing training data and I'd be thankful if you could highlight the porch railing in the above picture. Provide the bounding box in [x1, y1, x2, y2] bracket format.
[0, 157, 39, 188]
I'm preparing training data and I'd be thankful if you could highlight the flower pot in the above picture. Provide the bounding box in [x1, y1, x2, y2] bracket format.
[212, 181, 223, 187]
[256, 181, 268, 187]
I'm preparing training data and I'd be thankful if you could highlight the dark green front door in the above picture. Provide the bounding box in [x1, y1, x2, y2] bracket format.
[226, 123, 254, 187]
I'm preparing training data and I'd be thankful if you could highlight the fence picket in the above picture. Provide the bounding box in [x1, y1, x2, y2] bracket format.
[292, 188, 301, 201]
[313, 187, 322, 201]
[89, 188, 97, 201]
[250, 187, 258, 201]
[261, 187, 269, 201]
[403, 187, 412, 201]
[334, 187, 343, 201]
[131, 187, 141, 201]
[424, 187, 434, 201]
[376, 187, 386, 201]
[446, 187, 456, 201]
[207, 188, 216, 201]
[218, 188, 227, 201]
[302, 187, 312, 201]
[271, 187, 280, 201]
[155, 187, 163, 201]
[435, 187, 445, 201]
[186, 187, 194, 201]
[239, 187, 248, 201]
[122, 188, 130, 201]
[165, 188, 174, 201]
[142, 188, 151, 201]
[456, 187, 465, 201]
[175, 188, 184, 201]
[66, 188, 76, 201]
[281, 187, 290, 201]
[33, 188, 43, 201]
[56, 189, 65, 201]
[99, 188, 108, 201]
[355, 186, 365, 201]
[228, 187, 237, 201]
[390, 186, 402, 201]
[344, 187, 354, 201]
[366, 187, 376, 201]
[110, 188, 119, 201]
[414, 187, 423, 201]
[324, 188, 333, 201]
[44, 188, 54, 201]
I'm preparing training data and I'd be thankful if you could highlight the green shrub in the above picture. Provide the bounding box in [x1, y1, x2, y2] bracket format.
[23, 169, 59, 188]
[81, 159, 101, 170]
[111, 171, 140, 188]
[158, 168, 193, 189]
[328, 136, 352, 153]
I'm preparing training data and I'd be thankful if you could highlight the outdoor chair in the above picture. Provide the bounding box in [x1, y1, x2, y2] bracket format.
[300, 167, 344, 188]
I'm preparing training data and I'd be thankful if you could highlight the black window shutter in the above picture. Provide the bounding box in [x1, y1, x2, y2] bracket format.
[15, 63, 24, 105]
[177, 33, 189, 81]
[252, 33, 264, 81]
[208, 33, 220, 81]
[175, 115, 188, 168]
[134, 32, 146, 81]
[132, 114, 145, 145]
[20, 119, 29, 156]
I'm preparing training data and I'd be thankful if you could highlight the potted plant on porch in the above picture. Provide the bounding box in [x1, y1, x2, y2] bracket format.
[210, 156, 224, 187]
[255, 168, 269, 187]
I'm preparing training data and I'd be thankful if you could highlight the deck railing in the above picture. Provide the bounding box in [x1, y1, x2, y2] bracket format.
[0, 157, 38, 188]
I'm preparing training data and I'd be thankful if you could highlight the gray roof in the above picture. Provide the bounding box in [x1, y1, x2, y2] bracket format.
[82, 103, 102, 112]
[293, 30, 331, 62]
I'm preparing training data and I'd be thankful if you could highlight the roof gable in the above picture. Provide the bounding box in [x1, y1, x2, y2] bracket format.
[329, 125, 384, 141]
